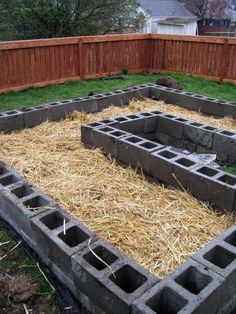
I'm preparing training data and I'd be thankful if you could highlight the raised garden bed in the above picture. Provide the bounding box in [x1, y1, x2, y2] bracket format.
[0, 85, 236, 313]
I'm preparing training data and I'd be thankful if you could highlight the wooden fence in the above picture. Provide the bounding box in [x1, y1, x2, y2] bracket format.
[0, 34, 235, 93]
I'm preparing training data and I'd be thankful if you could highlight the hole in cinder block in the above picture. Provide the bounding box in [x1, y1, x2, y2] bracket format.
[6, 111, 18, 115]
[175, 118, 187, 122]
[11, 185, 34, 199]
[58, 226, 89, 248]
[0, 166, 9, 176]
[158, 150, 177, 159]
[99, 127, 113, 133]
[0, 175, 20, 187]
[175, 158, 195, 168]
[140, 142, 158, 150]
[41, 211, 68, 230]
[100, 119, 113, 124]
[151, 111, 162, 115]
[109, 265, 147, 294]
[221, 130, 235, 137]
[61, 100, 70, 104]
[204, 126, 217, 131]
[23, 195, 50, 211]
[165, 115, 175, 119]
[190, 122, 203, 127]
[21, 108, 33, 112]
[110, 131, 126, 137]
[115, 117, 128, 122]
[88, 122, 102, 128]
[126, 115, 139, 120]
[225, 231, 236, 247]
[83, 245, 118, 271]
[197, 167, 218, 177]
[35, 106, 45, 109]
[104, 93, 112, 96]
[140, 112, 153, 117]
[218, 175, 236, 186]
[73, 98, 81, 101]
[146, 287, 188, 314]
[175, 266, 212, 295]
[125, 136, 143, 144]
[49, 102, 59, 106]
[203, 245, 235, 269]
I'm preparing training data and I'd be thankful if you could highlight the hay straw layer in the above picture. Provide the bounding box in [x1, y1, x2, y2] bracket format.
[0, 99, 235, 278]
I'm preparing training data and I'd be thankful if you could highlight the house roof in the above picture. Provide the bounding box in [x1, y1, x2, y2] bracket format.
[138, 0, 197, 20]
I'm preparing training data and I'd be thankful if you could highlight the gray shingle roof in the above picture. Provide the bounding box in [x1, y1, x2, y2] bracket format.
[138, 0, 197, 19]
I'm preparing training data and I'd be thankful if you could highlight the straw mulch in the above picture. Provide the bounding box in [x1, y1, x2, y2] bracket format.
[0, 99, 235, 279]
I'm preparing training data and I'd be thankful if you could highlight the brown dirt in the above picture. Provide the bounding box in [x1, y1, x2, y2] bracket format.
[0, 246, 56, 314]
[156, 76, 183, 90]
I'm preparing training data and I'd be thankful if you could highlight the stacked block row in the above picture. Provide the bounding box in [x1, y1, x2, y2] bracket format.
[0, 85, 152, 133]
[0, 83, 236, 134]
[151, 85, 236, 119]
[82, 113, 236, 212]
[120, 110, 236, 166]
[1, 161, 236, 313]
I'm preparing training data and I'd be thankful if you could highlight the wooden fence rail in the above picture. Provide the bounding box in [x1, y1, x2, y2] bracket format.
[0, 34, 235, 93]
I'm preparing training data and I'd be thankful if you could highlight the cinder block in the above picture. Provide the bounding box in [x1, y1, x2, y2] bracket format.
[73, 248, 159, 314]
[0, 110, 24, 132]
[136, 132, 156, 141]
[172, 156, 201, 189]
[187, 166, 236, 211]
[149, 86, 163, 100]
[139, 111, 160, 134]
[69, 96, 98, 114]
[223, 103, 236, 119]
[38, 219, 97, 279]
[133, 85, 151, 100]
[0, 172, 24, 189]
[192, 237, 236, 300]
[93, 126, 130, 157]
[49, 102, 68, 121]
[116, 114, 145, 134]
[149, 148, 182, 185]
[156, 115, 184, 139]
[81, 122, 104, 147]
[31, 207, 74, 261]
[118, 135, 163, 173]
[155, 131, 169, 145]
[183, 122, 217, 149]
[72, 239, 123, 301]
[131, 258, 227, 314]
[1, 185, 56, 244]
[22, 105, 52, 128]
[94, 92, 122, 111]
[213, 130, 236, 156]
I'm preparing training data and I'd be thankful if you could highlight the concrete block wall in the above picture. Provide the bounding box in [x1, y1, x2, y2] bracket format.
[0, 83, 235, 134]
[150, 85, 236, 119]
[1, 161, 236, 313]
[82, 115, 236, 212]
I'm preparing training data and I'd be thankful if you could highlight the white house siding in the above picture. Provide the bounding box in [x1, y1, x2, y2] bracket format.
[153, 20, 198, 35]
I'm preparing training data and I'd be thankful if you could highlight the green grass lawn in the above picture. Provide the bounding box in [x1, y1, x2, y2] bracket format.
[0, 72, 235, 112]
[0, 224, 59, 313]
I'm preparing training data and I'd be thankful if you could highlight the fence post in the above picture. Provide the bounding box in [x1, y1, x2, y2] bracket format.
[79, 38, 85, 79]
[219, 38, 229, 84]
